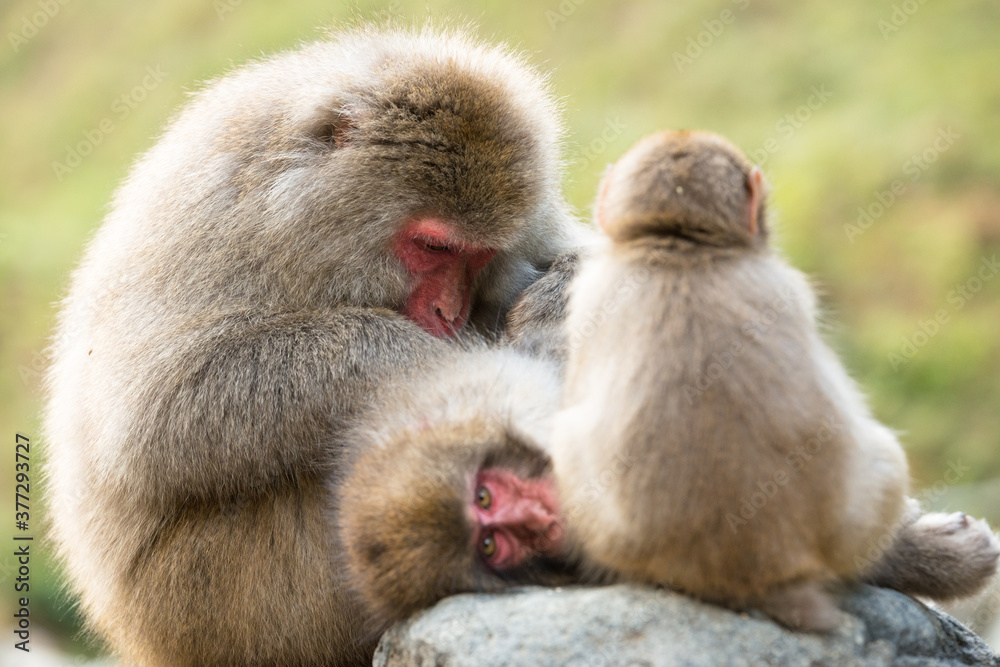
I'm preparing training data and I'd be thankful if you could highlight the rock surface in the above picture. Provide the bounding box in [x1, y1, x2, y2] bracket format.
[374, 584, 999, 666]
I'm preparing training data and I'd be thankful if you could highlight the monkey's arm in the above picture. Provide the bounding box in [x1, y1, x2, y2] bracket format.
[112, 307, 442, 506]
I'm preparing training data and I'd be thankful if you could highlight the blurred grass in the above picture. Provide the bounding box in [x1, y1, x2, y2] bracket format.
[1, 0, 999, 656]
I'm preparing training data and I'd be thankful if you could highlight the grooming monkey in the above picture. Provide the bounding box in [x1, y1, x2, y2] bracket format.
[550, 130, 1000, 629]
[44, 27, 583, 666]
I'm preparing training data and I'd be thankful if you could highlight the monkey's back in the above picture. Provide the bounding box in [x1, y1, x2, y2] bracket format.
[555, 241, 906, 602]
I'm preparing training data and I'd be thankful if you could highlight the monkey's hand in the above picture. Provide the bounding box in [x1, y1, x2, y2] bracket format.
[504, 251, 580, 362]
[866, 503, 1000, 603]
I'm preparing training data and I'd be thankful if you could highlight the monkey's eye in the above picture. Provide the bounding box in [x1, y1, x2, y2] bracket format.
[423, 241, 450, 253]
[475, 485, 492, 510]
[480, 533, 497, 558]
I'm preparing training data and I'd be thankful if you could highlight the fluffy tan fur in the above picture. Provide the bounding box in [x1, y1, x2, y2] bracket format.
[553, 130, 910, 629]
[44, 26, 581, 666]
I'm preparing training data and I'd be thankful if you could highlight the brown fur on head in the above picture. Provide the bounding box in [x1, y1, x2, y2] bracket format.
[107, 26, 578, 326]
[338, 419, 555, 625]
[597, 130, 767, 248]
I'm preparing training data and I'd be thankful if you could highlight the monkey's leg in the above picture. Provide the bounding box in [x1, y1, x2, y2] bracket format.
[865, 499, 1000, 602]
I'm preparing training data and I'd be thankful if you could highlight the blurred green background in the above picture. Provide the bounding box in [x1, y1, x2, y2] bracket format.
[2, 0, 999, 659]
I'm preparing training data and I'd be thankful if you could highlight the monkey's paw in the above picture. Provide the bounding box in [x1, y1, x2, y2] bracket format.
[868, 511, 1000, 603]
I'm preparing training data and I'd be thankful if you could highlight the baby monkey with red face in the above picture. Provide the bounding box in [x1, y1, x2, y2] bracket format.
[338, 349, 577, 627]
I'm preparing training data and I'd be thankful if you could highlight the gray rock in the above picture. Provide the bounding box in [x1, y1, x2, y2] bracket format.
[373, 584, 999, 666]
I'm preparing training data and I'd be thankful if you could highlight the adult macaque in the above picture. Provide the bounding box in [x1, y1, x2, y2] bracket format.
[44, 27, 582, 666]
[551, 130, 999, 629]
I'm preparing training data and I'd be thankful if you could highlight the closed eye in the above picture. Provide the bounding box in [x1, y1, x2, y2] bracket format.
[424, 241, 449, 252]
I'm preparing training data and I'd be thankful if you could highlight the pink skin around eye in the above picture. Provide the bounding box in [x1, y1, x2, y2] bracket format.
[392, 218, 497, 338]
[471, 468, 564, 571]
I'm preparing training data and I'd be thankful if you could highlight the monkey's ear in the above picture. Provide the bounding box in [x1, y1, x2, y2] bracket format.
[310, 108, 357, 149]
[595, 163, 617, 233]
[745, 166, 764, 237]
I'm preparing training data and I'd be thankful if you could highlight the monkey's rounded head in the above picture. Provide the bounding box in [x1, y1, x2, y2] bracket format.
[596, 130, 769, 249]
[338, 420, 562, 624]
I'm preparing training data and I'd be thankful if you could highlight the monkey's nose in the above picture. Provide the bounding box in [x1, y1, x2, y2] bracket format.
[433, 287, 469, 332]
[434, 307, 465, 333]
[435, 305, 458, 324]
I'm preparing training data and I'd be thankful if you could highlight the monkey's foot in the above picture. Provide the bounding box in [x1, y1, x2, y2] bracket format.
[866, 511, 1000, 602]
[758, 582, 842, 632]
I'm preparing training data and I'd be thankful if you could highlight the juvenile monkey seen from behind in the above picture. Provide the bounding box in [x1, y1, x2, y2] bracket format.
[554, 130, 921, 630]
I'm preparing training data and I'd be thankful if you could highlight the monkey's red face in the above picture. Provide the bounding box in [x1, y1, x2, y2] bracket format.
[471, 468, 564, 571]
[393, 218, 497, 338]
